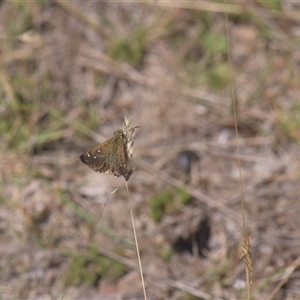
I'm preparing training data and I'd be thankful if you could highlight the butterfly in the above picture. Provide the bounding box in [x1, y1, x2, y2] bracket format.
[80, 113, 139, 181]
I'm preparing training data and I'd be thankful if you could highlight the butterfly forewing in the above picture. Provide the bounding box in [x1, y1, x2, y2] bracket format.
[79, 140, 110, 173]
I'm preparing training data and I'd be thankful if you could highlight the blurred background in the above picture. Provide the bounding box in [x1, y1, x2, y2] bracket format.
[1, 1, 300, 299]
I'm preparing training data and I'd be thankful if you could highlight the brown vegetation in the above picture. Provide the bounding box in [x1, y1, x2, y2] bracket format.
[1, 1, 300, 299]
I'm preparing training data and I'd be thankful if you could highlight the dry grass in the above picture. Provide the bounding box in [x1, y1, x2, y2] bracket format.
[1, 1, 300, 299]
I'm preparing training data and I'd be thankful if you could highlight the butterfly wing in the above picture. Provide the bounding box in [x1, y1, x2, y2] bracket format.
[79, 138, 114, 175]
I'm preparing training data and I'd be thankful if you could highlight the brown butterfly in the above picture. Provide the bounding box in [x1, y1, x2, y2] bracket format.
[79, 122, 139, 181]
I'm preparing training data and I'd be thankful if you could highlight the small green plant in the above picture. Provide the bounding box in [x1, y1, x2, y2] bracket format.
[206, 62, 231, 90]
[63, 245, 126, 286]
[6, 2, 33, 36]
[150, 187, 191, 222]
[158, 246, 173, 262]
[256, 0, 281, 10]
[184, 293, 201, 300]
[177, 187, 191, 205]
[150, 189, 172, 222]
[277, 103, 300, 143]
[203, 31, 227, 59]
[108, 26, 146, 66]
